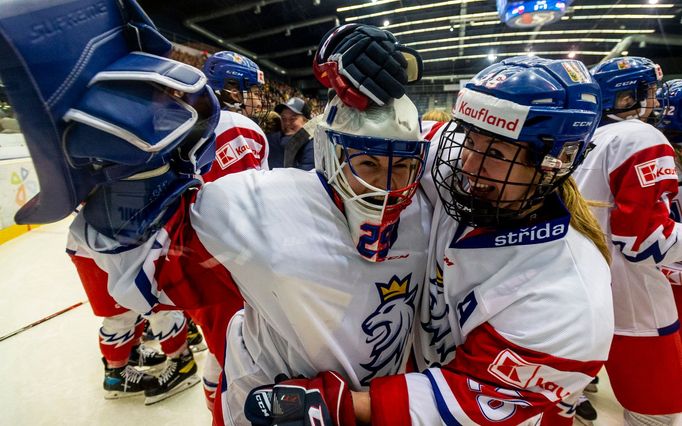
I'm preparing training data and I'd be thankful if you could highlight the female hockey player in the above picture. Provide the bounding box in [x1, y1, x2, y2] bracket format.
[246, 56, 615, 426]
[658, 79, 682, 345]
[69, 90, 432, 424]
[573, 58, 682, 425]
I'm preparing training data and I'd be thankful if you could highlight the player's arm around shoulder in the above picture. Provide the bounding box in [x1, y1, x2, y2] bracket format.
[364, 235, 613, 426]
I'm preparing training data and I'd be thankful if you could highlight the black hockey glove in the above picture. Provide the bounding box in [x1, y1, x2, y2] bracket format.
[244, 371, 356, 426]
[314, 24, 423, 110]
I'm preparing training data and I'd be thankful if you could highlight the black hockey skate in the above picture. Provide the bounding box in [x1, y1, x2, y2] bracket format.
[103, 358, 158, 399]
[187, 318, 207, 353]
[127, 344, 167, 368]
[144, 351, 200, 405]
[575, 395, 598, 425]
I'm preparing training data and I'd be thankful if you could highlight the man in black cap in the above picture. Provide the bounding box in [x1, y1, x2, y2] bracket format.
[267, 96, 314, 170]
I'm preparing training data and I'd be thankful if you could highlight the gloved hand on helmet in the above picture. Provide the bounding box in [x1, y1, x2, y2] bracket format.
[314, 24, 423, 110]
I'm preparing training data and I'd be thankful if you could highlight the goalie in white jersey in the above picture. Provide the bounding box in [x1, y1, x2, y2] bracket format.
[262, 57, 615, 426]
[70, 91, 432, 424]
[573, 57, 682, 425]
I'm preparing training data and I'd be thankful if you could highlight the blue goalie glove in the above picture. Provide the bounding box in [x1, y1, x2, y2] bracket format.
[0, 0, 219, 244]
[314, 24, 423, 110]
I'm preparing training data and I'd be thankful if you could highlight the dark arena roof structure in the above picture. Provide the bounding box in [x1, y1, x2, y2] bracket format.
[140, 0, 682, 89]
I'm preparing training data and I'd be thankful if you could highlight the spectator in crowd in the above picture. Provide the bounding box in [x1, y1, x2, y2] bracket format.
[283, 114, 321, 169]
[267, 97, 314, 170]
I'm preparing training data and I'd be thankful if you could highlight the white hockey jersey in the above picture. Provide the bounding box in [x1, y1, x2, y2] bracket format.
[69, 168, 432, 423]
[656, 161, 682, 311]
[573, 120, 681, 337]
[202, 110, 269, 182]
[366, 124, 613, 426]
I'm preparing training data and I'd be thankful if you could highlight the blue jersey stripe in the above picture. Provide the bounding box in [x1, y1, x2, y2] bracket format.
[658, 319, 680, 336]
[425, 369, 463, 426]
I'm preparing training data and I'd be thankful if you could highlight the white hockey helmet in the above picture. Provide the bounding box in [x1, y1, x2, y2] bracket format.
[314, 95, 429, 261]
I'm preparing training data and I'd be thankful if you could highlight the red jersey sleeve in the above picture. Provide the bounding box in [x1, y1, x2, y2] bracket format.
[370, 323, 603, 426]
[609, 143, 682, 264]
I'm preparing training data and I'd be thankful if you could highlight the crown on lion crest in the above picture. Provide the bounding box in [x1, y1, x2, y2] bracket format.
[378, 274, 411, 302]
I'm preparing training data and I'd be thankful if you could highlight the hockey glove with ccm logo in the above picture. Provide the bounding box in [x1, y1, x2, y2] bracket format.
[244, 371, 356, 426]
[313, 24, 423, 110]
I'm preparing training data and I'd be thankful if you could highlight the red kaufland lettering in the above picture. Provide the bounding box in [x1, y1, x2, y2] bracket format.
[657, 167, 675, 177]
[458, 101, 519, 132]
[534, 377, 570, 399]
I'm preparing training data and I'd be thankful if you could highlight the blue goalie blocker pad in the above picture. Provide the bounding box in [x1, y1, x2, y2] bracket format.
[0, 0, 218, 228]
[83, 167, 199, 246]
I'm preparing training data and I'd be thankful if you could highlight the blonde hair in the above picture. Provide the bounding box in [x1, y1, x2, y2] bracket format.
[558, 177, 611, 264]
[422, 109, 451, 123]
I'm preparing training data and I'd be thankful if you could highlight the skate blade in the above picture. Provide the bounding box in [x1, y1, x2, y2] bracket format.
[144, 374, 201, 405]
[190, 341, 208, 353]
[583, 383, 598, 393]
[575, 416, 595, 426]
[104, 389, 145, 399]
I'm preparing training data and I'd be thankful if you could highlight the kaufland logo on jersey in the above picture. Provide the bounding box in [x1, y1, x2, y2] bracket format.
[488, 349, 571, 401]
[454, 89, 530, 139]
[634, 157, 677, 188]
[216, 139, 254, 169]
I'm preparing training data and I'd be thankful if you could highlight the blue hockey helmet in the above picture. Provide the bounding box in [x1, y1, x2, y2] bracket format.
[435, 55, 601, 227]
[658, 79, 682, 143]
[203, 51, 264, 93]
[590, 56, 663, 118]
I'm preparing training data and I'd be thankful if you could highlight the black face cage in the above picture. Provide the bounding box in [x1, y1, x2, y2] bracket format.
[217, 79, 271, 127]
[432, 121, 573, 228]
[243, 85, 271, 128]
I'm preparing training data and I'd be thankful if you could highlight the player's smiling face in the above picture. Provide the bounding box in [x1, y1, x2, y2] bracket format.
[459, 131, 538, 209]
[342, 148, 418, 200]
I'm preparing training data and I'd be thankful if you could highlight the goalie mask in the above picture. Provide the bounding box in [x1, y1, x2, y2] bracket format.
[203, 51, 269, 126]
[315, 95, 429, 262]
[434, 56, 601, 227]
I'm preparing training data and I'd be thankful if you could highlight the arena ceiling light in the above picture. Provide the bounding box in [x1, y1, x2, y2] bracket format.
[564, 13, 675, 20]
[344, 0, 486, 22]
[424, 73, 476, 81]
[404, 29, 655, 48]
[571, 3, 673, 9]
[393, 25, 455, 36]
[336, 0, 399, 12]
[383, 12, 499, 29]
[417, 38, 621, 54]
[423, 50, 611, 63]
